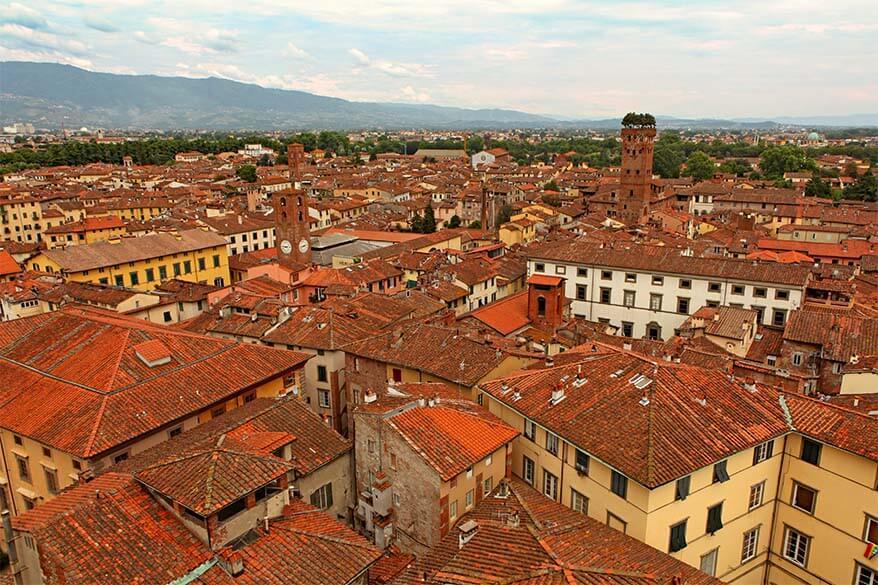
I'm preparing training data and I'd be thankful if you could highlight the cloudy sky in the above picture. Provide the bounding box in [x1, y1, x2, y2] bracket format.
[1, 0, 875, 118]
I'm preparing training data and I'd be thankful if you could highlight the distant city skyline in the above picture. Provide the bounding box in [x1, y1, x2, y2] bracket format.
[1, 0, 875, 118]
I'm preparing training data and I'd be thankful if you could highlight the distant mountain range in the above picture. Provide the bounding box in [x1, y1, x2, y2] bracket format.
[1, 62, 876, 131]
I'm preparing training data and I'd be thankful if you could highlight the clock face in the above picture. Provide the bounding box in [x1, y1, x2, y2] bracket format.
[298, 238, 310, 253]
[280, 239, 292, 254]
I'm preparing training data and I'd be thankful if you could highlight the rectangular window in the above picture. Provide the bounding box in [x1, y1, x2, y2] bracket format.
[621, 322, 633, 337]
[318, 389, 330, 408]
[669, 520, 688, 553]
[546, 432, 559, 456]
[113, 452, 129, 464]
[449, 499, 458, 520]
[732, 284, 745, 295]
[145, 268, 155, 282]
[708, 282, 722, 293]
[183, 260, 192, 274]
[16, 455, 30, 482]
[775, 289, 790, 300]
[466, 489, 474, 508]
[792, 352, 803, 366]
[679, 278, 692, 289]
[534, 263, 545, 273]
[600, 288, 611, 304]
[524, 419, 536, 441]
[866, 516, 878, 546]
[624, 272, 636, 283]
[571, 489, 588, 513]
[173, 263, 181, 276]
[753, 440, 773, 465]
[44, 467, 59, 494]
[607, 512, 627, 533]
[523, 456, 535, 485]
[700, 549, 718, 577]
[601, 270, 612, 280]
[576, 285, 587, 301]
[483, 477, 493, 496]
[856, 564, 877, 585]
[754, 287, 767, 298]
[772, 309, 787, 327]
[611, 470, 628, 499]
[652, 275, 664, 286]
[677, 297, 690, 314]
[792, 483, 816, 514]
[159, 265, 168, 280]
[783, 527, 809, 567]
[713, 460, 729, 483]
[213, 255, 220, 268]
[623, 290, 635, 307]
[543, 469, 558, 500]
[706, 502, 724, 533]
[317, 365, 328, 382]
[675, 476, 690, 501]
[742, 527, 760, 562]
[198, 257, 206, 270]
[128, 271, 140, 285]
[114, 274, 124, 287]
[749, 481, 765, 510]
[577, 267, 588, 277]
[309, 483, 333, 509]
[555, 265, 566, 275]
[650, 294, 662, 311]
[800, 438, 821, 466]
[575, 450, 589, 474]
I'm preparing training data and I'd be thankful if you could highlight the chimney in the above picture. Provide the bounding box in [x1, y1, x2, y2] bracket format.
[550, 382, 565, 405]
[364, 390, 378, 404]
[458, 519, 479, 548]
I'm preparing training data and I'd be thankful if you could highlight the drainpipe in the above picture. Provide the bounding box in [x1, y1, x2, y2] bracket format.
[2, 510, 22, 585]
[763, 434, 789, 585]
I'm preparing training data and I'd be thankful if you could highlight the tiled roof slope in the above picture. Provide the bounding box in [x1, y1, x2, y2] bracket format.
[481, 352, 789, 487]
[343, 324, 507, 386]
[528, 239, 811, 286]
[386, 406, 519, 480]
[199, 499, 382, 585]
[41, 229, 226, 272]
[12, 473, 213, 585]
[0, 307, 310, 458]
[111, 397, 350, 478]
[393, 477, 719, 585]
[135, 435, 294, 515]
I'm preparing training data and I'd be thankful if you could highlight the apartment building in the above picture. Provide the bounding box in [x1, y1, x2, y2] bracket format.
[28, 229, 231, 290]
[201, 213, 276, 256]
[0, 197, 44, 243]
[477, 348, 878, 585]
[0, 306, 310, 515]
[528, 240, 810, 339]
[43, 216, 127, 248]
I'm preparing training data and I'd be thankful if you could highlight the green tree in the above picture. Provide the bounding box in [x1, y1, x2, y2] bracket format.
[844, 173, 878, 201]
[447, 215, 461, 228]
[653, 143, 685, 178]
[421, 205, 437, 233]
[685, 151, 715, 181]
[759, 145, 815, 179]
[496, 204, 514, 225]
[235, 164, 257, 182]
[410, 212, 424, 233]
[468, 220, 482, 229]
[805, 176, 832, 198]
[718, 158, 752, 177]
[544, 179, 560, 191]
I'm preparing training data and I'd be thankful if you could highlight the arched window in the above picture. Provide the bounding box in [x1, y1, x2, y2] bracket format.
[297, 196, 303, 206]
[537, 296, 546, 317]
[279, 197, 287, 207]
[298, 211, 304, 222]
[281, 211, 287, 221]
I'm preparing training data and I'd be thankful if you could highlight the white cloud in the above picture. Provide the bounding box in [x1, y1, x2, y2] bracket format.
[0, 3, 47, 30]
[286, 42, 311, 59]
[348, 48, 432, 77]
[400, 85, 431, 102]
[0, 45, 92, 68]
[1, 23, 88, 55]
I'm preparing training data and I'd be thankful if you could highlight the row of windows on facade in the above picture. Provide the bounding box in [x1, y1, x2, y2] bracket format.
[229, 230, 271, 244]
[533, 264, 791, 301]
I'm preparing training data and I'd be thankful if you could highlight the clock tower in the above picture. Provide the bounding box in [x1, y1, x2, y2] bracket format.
[273, 143, 312, 268]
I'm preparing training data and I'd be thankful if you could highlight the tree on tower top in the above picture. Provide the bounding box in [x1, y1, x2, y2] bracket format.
[621, 112, 656, 128]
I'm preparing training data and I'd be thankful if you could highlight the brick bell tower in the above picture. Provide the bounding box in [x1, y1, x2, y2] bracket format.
[618, 113, 656, 225]
[273, 143, 312, 267]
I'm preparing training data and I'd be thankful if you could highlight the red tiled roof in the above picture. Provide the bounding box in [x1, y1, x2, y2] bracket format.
[467, 290, 530, 335]
[0, 307, 310, 458]
[386, 405, 518, 480]
[0, 250, 21, 276]
[527, 274, 564, 286]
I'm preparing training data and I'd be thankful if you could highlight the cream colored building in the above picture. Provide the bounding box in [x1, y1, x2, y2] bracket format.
[478, 349, 878, 584]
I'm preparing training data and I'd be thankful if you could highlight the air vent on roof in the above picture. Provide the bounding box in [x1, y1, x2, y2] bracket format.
[610, 369, 625, 378]
[458, 520, 479, 549]
[629, 374, 653, 390]
[550, 384, 565, 406]
[639, 395, 650, 407]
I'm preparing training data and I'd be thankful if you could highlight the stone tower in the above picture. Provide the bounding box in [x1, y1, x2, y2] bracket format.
[273, 143, 311, 267]
[618, 117, 656, 225]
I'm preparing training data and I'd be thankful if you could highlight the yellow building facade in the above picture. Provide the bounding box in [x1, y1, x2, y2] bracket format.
[29, 229, 231, 291]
